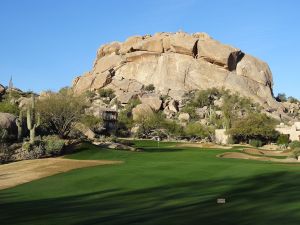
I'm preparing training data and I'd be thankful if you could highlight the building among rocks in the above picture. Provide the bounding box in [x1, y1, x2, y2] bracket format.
[102, 109, 118, 133]
[276, 122, 300, 141]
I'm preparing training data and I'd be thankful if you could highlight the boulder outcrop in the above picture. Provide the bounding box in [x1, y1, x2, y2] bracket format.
[0, 84, 5, 96]
[72, 32, 280, 110]
[0, 113, 17, 136]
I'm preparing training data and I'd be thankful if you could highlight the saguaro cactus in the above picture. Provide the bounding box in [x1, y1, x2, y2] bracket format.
[27, 94, 40, 143]
[16, 110, 23, 141]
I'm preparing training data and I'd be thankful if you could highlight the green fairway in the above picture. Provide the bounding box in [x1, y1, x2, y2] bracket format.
[1, 140, 300, 225]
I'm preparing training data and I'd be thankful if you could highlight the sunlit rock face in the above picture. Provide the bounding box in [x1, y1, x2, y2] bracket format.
[72, 31, 280, 109]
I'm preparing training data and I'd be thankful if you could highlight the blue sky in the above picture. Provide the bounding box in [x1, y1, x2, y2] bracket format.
[0, 0, 299, 98]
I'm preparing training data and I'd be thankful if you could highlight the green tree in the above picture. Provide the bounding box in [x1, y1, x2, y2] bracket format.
[37, 90, 87, 138]
[184, 123, 212, 140]
[277, 134, 290, 146]
[287, 96, 299, 104]
[135, 112, 165, 137]
[228, 112, 279, 144]
[80, 115, 102, 132]
[0, 101, 19, 115]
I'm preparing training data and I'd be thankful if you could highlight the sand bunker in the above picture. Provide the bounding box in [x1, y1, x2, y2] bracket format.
[0, 158, 122, 190]
[176, 142, 232, 149]
[242, 148, 290, 156]
[218, 152, 297, 163]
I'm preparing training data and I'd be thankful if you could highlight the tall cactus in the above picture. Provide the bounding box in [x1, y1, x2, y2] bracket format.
[27, 94, 40, 143]
[16, 110, 23, 141]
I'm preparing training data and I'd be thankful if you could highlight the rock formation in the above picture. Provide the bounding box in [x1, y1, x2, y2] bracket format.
[72, 32, 280, 110]
[0, 84, 5, 96]
[0, 112, 17, 136]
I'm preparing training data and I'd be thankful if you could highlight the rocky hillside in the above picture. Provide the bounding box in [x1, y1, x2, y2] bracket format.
[72, 31, 281, 111]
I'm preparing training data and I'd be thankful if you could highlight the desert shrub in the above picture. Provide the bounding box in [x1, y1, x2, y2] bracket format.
[118, 111, 134, 132]
[0, 127, 15, 163]
[181, 105, 198, 120]
[289, 141, 300, 149]
[117, 98, 142, 131]
[7, 90, 22, 99]
[221, 91, 260, 129]
[0, 101, 19, 115]
[0, 127, 15, 143]
[228, 112, 279, 144]
[22, 142, 32, 151]
[135, 112, 165, 137]
[184, 123, 211, 139]
[127, 98, 141, 108]
[183, 88, 220, 111]
[0, 143, 9, 163]
[249, 139, 263, 147]
[182, 88, 260, 129]
[287, 96, 299, 103]
[43, 135, 65, 155]
[85, 90, 96, 100]
[193, 88, 221, 108]
[21, 141, 45, 159]
[0, 128, 8, 142]
[290, 148, 300, 159]
[276, 93, 287, 102]
[98, 88, 115, 99]
[80, 115, 102, 132]
[144, 84, 155, 92]
[37, 90, 87, 138]
[162, 120, 184, 137]
[134, 112, 184, 138]
[276, 134, 290, 146]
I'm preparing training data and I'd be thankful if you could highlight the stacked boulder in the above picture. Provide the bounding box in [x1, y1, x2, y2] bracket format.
[73, 31, 281, 111]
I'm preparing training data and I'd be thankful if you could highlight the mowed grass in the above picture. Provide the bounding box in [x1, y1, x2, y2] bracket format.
[1, 140, 300, 225]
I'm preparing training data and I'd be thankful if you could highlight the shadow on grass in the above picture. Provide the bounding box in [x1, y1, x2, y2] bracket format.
[1, 171, 300, 225]
[63, 142, 114, 157]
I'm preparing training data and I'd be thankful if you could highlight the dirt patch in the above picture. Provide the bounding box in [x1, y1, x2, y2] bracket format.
[242, 148, 290, 156]
[176, 142, 231, 149]
[218, 152, 298, 163]
[0, 158, 122, 190]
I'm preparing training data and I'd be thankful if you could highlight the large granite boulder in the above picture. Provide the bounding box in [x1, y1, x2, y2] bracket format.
[132, 103, 153, 121]
[72, 32, 280, 109]
[0, 84, 5, 96]
[0, 113, 17, 136]
[197, 38, 243, 71]
[139, 93, 162, 111]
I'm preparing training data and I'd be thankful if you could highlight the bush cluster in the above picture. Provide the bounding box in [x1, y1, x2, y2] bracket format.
[249, 139, 263, 147]
[80, 115, 102, 132]
[0, 101, 19, 115]
[144, 84, 155, 92]
[98, 88, 115, 99]
[43, 135, 65, 155]
[289, 141, 300, 149]
[228, 112, 278, 144]
[291, 148, 300, 159]
[277, 134, 290, 146]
